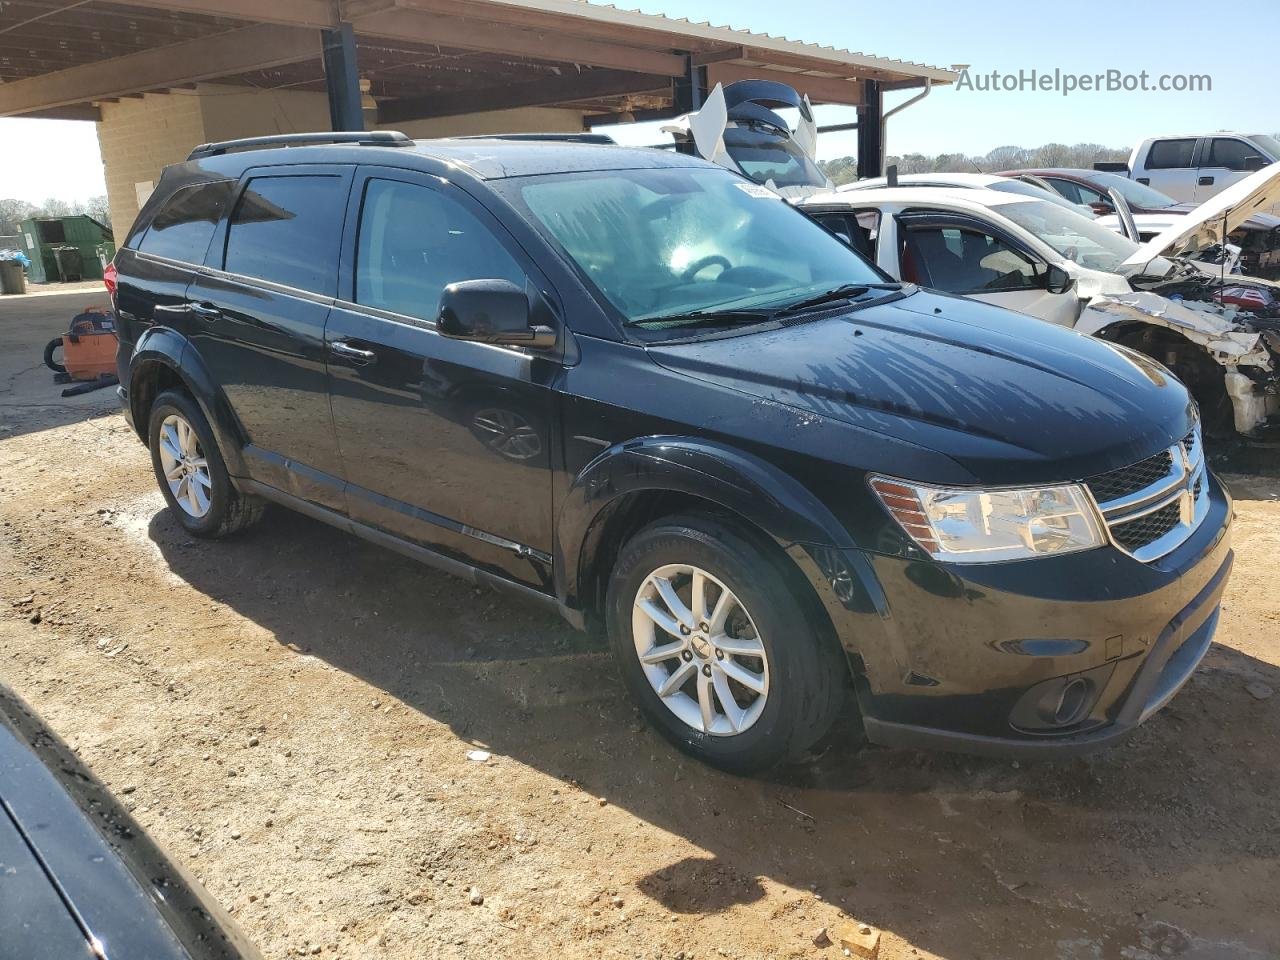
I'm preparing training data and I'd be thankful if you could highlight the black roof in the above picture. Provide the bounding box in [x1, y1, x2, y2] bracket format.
[182, 134, 709, 183]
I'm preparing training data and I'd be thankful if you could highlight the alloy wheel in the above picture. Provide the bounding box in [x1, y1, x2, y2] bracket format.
[158, 413, 213, 518]
[631, 563, 770, 736]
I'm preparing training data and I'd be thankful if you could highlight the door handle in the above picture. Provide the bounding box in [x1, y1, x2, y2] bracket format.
[329, 340, 378, 365]
[188, 302, 221, 321]
[1198, 175, 1215, 186]
[1136, 177, 1150, 185]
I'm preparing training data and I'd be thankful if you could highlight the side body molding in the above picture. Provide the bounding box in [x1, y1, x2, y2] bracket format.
[554, 436, 885, 622]
[126, 326, 248, 478]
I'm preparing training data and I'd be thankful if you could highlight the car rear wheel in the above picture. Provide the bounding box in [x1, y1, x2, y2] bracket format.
[147, 389, 263, 538]
[606, 513, 846, 774]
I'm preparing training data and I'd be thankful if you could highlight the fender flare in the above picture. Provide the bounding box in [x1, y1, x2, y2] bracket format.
[127, 328, 248, 477]
[553, 435, 867, 612]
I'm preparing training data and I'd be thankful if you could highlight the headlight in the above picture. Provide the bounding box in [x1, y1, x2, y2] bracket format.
[869, 475, 1106, 563]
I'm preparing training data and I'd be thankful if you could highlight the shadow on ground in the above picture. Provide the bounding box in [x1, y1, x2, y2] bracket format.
[143, 497, 1280, 960]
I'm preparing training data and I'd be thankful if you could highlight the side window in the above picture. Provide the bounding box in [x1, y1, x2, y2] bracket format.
[354, 178, 526, 322]
[902, 226, 1041, 294]
[1044, 178, 1084, 204]
[1073, 183, 1109, 205]
[1146, 138, 1197, 170]
[1205, 138, 1262, 171]
[812, 211, 879, 260]
[223, 175, 347, 296]
[136, 180, 234, 264]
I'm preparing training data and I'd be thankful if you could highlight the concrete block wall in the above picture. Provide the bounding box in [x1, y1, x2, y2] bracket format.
[96, 91, 206, 245]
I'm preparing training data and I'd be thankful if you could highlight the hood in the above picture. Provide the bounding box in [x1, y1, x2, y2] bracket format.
[1168, 201, 1280, 230]
[1125, 162, 1280, 270]
[663, 80, 831, 199]
[646, 290, 1194, 485]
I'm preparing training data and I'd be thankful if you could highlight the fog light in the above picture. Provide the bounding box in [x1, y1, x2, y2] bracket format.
[1008, 663, 1114, 733]
[1054, 678, 1091, 726]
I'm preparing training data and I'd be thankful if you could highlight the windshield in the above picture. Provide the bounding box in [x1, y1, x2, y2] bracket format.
[511, 166, 885, 325]
[998, 198, 1147, 273]
[1249, 134, 1280, 158]
[723, 125, 827, 189]
[1085, 171, 1178, 209]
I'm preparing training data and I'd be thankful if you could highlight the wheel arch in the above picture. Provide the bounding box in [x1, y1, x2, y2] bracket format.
[127, 328, 247, 476]
[554, 437, 879, 658]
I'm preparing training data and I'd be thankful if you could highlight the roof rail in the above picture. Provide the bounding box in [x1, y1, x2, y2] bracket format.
[451, 133, 617, 145]
[187, 130, 413, 161]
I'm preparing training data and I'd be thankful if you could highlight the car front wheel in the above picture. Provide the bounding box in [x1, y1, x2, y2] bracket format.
[606, 513, 846, 774]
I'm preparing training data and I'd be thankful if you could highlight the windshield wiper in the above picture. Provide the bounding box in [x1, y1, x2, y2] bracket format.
[625, 307, 774, 329]
[775, 282, 899, 316]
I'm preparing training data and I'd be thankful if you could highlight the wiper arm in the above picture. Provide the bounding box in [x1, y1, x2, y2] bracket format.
[775, 282, 900, 316]
[625, 307, 773, 329]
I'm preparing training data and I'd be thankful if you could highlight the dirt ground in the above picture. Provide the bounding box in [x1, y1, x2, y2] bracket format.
[2, 289, 1279, 960]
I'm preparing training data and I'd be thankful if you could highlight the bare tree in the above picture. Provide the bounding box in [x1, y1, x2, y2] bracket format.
[821, 142, 1131, 185]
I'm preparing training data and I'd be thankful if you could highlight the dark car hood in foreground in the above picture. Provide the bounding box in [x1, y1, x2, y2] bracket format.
[647, 289, 1195, 485]
[0, 684, 262, 960]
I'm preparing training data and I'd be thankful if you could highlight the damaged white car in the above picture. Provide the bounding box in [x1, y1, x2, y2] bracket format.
[797, 177, 1280, 437]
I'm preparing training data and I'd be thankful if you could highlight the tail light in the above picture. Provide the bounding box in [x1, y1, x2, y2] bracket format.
[103, 261, 118, 297]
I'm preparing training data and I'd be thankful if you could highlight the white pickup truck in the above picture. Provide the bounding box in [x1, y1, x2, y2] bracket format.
[1124, 134, 1280, 205]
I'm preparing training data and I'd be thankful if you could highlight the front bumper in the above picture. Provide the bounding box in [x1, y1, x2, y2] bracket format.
[795, 473, 1234, 758]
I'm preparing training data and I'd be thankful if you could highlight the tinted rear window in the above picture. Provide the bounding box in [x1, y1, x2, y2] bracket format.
[137, 180, 234, 264]
[223, 175, 346, 296]
[1146, 139, 1197, 170]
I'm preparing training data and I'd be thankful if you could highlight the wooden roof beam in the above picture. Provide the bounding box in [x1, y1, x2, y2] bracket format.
[102, 0, 337, 28]
[352, 7, 687, 78]
[0, 22, 321, 116]
[703, 61, 863, 106]
[378, 67, 670, 123]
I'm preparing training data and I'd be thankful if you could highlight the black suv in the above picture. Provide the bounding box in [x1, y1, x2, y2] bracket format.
[111, 132, 1232, 773]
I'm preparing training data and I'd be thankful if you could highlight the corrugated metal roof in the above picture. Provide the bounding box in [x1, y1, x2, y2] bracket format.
[482, 0, 958, 83]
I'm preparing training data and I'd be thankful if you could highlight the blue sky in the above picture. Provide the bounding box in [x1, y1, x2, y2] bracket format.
[2, 0, 1276, 205]
[602, 0, 1279, 159]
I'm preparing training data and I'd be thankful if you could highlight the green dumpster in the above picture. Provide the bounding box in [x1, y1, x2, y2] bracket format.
[18, 215, 112, 283]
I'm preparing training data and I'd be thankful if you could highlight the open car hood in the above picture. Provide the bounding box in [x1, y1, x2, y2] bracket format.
[662, 80, 831, 199]
[1124, 162, 1280, 271]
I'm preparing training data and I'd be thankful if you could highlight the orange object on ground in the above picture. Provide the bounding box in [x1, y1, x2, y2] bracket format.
[61, 309, 118, 381]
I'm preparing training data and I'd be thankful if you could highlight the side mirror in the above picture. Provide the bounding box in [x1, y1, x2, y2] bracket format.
[1045, 263, 1076, 296]
[1244, 155, 1269, 172]
[438, 279, 555, 349]
[1089, 200, 1114, 216]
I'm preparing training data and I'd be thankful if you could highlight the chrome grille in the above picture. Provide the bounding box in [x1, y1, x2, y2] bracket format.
[1084, 426, 1208, 562]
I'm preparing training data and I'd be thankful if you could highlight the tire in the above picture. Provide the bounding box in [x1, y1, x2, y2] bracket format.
[605, 513, 846, 775]
[147, 389, 264, 538]
[43, 337, 65, 373]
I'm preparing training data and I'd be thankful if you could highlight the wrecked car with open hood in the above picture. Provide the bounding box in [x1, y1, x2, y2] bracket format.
[798, 174, 1280, 438]
[661, 79, 832, 200]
